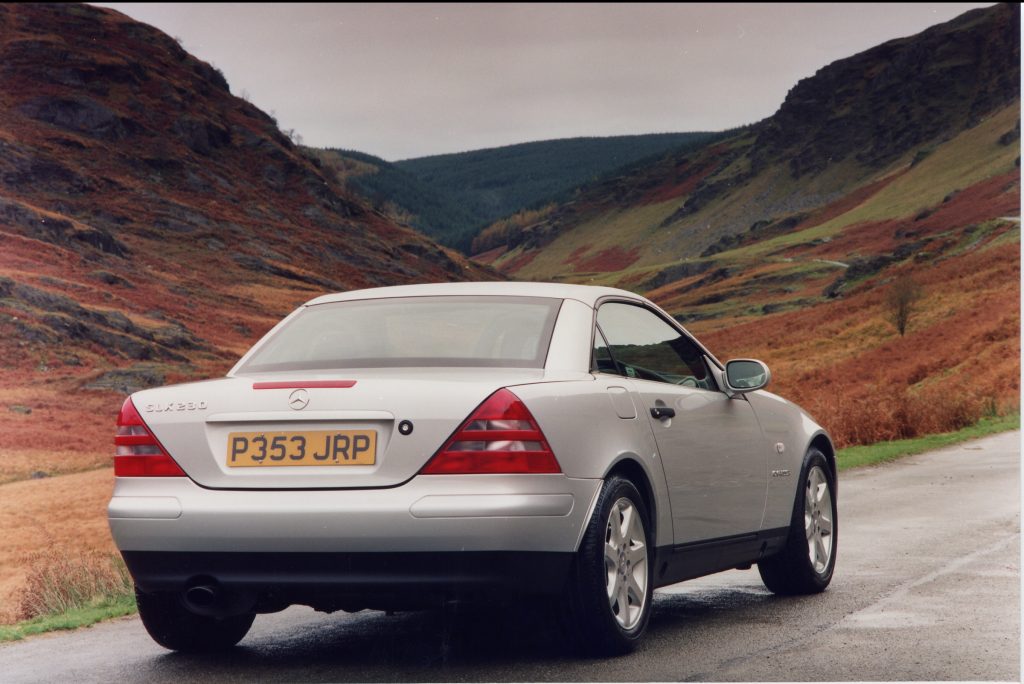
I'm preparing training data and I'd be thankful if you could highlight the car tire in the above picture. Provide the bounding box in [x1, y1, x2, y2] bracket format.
[758, 448, 837, 595]
[561, 475, 653, 656]
[135, 587, 255, 652]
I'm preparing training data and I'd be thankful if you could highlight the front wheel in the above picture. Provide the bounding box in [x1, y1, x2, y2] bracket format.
[758, 448, 837, 594]
[135, 587, 255, 652]
[561, 476, 653, 656]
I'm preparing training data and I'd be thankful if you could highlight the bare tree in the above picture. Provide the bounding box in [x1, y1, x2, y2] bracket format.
[886, 275, 923, 336]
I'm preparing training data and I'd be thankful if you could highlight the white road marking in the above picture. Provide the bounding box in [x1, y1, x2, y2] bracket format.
[841, 531, 1019, 629]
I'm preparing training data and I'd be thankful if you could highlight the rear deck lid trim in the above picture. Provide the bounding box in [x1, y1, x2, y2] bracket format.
[253, 380, 357, 389]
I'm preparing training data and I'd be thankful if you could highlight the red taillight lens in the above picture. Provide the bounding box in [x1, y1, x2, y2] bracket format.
[114, 397, 186, 477]
[420, 388, 561, 475]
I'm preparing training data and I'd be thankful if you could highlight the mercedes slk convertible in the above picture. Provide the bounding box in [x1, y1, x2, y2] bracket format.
[109, 282, 837, 655]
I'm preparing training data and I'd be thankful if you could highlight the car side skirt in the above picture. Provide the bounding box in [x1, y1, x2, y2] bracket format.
[653, 527, 789, 588]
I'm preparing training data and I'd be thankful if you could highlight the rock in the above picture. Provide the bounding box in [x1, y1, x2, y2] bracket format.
[823, 255, 897, 298]
[233, 253, 340, 289]
[84, 365, 166, 394]
[192, 61, 229, 92]
[894, 240, 929, 259]
[998, 120, 1020, 146]
[18, 96, 128, 141]
[151, 324, 201, 350]
[40, 312, 185, 362]
[694, 292, 727, 306]
[173, 116, 230, 155]
[90, 270, 134, 288]
[174, 117, 211, 154]
[639, 260, 715, 290]
[752, 4, 1020, 176]
[0, 197, 128, 257]
[9, 405, 32, 414]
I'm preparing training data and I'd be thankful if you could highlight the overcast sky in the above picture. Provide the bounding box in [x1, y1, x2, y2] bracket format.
[97, 3, 993, 160]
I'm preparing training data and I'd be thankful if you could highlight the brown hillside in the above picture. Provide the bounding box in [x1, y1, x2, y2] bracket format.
[0, 3, 498, 617]
[0, 3, 495, 485]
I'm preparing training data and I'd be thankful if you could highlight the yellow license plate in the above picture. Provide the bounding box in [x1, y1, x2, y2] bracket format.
[226, 430, 377, 467]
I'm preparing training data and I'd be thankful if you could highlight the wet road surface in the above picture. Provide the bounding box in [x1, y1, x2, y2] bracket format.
[1, 431, 1018, 682]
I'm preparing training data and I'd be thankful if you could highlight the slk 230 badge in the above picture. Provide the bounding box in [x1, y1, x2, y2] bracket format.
[144, 401, 207, 412]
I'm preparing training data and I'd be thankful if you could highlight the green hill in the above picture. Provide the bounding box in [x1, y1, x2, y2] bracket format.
[314, 148, 483, 250]
[323, 133, 719, 252]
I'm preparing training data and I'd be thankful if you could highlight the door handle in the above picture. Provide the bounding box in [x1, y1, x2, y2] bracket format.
[650, 406, 675, 419]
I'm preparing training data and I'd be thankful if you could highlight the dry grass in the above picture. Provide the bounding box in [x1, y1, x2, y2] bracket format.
[0, 469, 115, 623]
[15, 549, 132, 621]
[801, 385, 999, 447]
[691, 234, 1020, 448]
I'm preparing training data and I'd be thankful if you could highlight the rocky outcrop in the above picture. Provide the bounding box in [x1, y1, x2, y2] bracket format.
[753, 4, 1021, 178]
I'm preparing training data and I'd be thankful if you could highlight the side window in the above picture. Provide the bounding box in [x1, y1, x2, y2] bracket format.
[592, 327, 623, 376]
[596, 302, 716, 389]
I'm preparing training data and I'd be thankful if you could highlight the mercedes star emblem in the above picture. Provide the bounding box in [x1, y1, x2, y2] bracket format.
[288, 389, 309, 410]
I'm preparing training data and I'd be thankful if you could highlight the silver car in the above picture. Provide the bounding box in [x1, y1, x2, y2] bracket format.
[109, 282, 837, 655]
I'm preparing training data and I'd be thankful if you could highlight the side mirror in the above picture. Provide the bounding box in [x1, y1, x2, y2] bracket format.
[725, 359, 771, 393]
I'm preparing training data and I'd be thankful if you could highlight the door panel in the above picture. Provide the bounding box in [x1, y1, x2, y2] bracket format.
[632, 380, 767, 543]
[594, 300, 768, 544]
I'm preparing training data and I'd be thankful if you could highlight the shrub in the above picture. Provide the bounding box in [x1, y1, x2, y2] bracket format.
[806, 385, 987, 448]
[885, 275, 923, 336]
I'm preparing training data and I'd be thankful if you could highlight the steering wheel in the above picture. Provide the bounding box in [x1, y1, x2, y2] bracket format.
[675, 377, 699, 387]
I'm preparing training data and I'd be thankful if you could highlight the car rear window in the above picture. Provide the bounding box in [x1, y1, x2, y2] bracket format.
[239, 296, 562, 372]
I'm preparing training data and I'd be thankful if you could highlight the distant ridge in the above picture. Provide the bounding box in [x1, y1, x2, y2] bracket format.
[325, 132, 720, 251]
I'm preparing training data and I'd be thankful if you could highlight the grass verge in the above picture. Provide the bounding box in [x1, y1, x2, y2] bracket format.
[0, 549, 136, 643]
[0, 595, 136, 642]
[836, 413, 1020, 470]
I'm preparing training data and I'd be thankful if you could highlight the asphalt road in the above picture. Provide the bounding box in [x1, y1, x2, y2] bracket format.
[1, 431, 1019, 682]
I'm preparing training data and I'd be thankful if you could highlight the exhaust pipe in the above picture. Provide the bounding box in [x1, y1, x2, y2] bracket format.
[184, 583, 220, 610]
[182, 577, 256, 617]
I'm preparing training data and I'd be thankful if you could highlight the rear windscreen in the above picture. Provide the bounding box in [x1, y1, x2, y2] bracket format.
[239, 296, 562, 372]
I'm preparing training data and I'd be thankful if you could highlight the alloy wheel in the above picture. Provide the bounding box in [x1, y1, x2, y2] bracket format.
[804, 465, 834, 574]
[604, 497, 648, 629]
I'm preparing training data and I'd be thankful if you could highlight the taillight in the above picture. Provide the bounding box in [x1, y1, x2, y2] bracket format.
[420, 388, 561, 475]
[114, 397, 186, 477]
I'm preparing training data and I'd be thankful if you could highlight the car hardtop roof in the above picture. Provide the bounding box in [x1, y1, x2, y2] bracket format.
[304, 281, 644, 308]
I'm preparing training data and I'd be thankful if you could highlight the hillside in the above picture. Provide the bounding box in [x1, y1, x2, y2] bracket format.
[312, 148, 483, 250]
[0, 3, 502, 619]
[0, 2, 494, 488]
[476, 3, 1021, 447]
[328, 132, 720, 251]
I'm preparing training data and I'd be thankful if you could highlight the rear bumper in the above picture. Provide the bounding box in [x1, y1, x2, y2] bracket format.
[108, 474, 602, 554]
[124, 550, 574, 610]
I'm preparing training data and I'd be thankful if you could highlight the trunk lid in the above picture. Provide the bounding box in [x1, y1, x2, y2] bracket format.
[131, 368, 548, 489]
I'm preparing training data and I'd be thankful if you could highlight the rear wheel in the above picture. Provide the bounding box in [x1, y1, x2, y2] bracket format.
[758, 448, 837, 594]
[135, 587, 255, 652]
[561, 476, 653, 656]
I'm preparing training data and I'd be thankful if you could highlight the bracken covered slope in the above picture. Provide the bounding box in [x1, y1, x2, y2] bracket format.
[475, 3, 1020, 448]
[0, 3, 494, 484]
